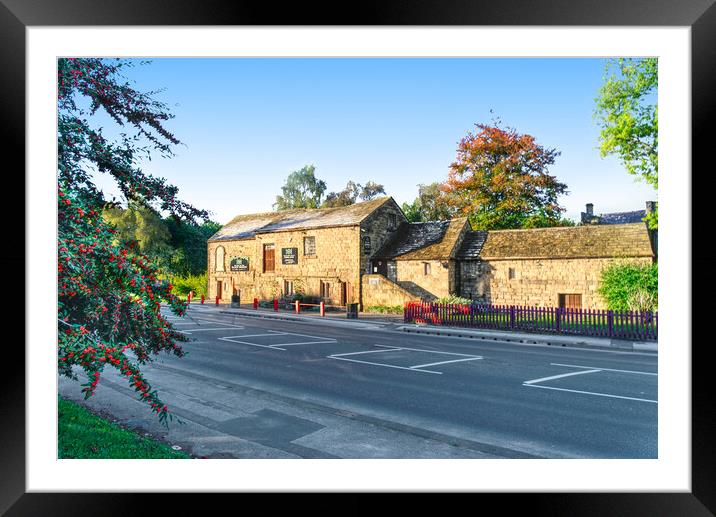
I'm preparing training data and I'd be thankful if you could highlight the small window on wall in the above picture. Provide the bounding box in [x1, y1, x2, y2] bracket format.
[320, 281, 330, 299]
[508, 267, 516, 280]
[284, 280, 294, 296]
[423, 262, 431, 275]
[304, 236, 316, 256]
[215, 246, 225, 272]
[389, 213, 397, 230]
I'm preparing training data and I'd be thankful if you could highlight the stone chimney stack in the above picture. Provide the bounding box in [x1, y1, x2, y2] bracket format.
[645, 201, 656, 215]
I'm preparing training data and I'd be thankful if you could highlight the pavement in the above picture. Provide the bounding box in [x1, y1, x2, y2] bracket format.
[59, 303, 658, 460]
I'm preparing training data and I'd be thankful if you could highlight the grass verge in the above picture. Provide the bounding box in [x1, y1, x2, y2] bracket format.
[58, 396, 190, 459]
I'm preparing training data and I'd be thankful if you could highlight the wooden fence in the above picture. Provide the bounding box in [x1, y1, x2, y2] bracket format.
[404, 302, 658, 341]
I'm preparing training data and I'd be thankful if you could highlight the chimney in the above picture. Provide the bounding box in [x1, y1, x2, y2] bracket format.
[645, 201, 656, 214]
[586, 203, 593, 216]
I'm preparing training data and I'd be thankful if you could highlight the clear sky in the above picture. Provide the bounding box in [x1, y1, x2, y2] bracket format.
[90, 57, 657, 225]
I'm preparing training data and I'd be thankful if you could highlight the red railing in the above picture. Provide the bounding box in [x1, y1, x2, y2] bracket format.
[403, 302, 658, 341]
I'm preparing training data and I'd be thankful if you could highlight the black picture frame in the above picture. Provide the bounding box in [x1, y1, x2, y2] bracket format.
[5, 0, 711, 513]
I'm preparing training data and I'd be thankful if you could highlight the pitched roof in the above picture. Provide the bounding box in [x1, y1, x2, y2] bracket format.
[375, 218, 468, 260]
[479, 223, 654, 260]
[455, 230, 488, 259]
[598, 210, 647, 225]
[209, 197, 392, 242]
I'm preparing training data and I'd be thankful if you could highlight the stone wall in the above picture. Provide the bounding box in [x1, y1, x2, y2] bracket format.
[361, 274, 420, 307]
[395, 259, 452, 301]
[458, 260, 490, 302]
[359, 199, 407, 275]
[208, 225, 361, 305]
[478, 256, 653, 309]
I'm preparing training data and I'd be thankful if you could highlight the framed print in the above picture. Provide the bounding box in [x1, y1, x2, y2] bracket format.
[5, 0, 713, 513]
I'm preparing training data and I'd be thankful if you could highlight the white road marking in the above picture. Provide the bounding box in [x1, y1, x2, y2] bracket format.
[225, 333, 287, 338]
[550, 363, 657, 376]
[374, 344, 481, 357]
[523, 384, 657, 403]
[274, 340, 337, 347]
[524, 369, 602, 385]
[329, 356, 442, 374]
[410, 356, 483, 369]
[330, 348, 399, 358]
[218, 337, 287, 351]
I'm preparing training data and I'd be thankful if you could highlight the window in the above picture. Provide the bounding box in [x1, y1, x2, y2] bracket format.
[215, 246, 225, 272]
[320, 280, 331, 299]
[423, 262, 431, 275]
[508, 267, 516, 280]
[284, 280, 294, 296]
[263, 243, 275, 273]
[304, 236, 316, 256]
[389, 213, 397, 230]
[559, 294, 582, 310]
[363, 236, 371, 253]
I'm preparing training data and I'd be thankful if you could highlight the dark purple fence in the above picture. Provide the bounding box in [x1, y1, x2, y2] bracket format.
[404, 302, 658, 341]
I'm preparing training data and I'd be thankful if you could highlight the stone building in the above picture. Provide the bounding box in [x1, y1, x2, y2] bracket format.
[208, 196, 656, 310]
[207, 197, 406, 306]
[456, 224, 656, 310]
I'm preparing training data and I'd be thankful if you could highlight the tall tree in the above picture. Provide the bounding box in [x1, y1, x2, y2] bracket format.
[401, 183, 455, 222]
[164, 218, 222, 277]
[321, 180, 386, 208]
[443, 122, 568, 230]
[58, 58, 208, 423]
[273, 164, 327, 210]
[595, 58, 658, 228]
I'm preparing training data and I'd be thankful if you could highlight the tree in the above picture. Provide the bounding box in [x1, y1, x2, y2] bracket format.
[358, 181, 386, 201]
[58, 58, 208, 423]
[321, 180, 386, 208]
[273, 165, 327, 210]
[443, 122, 568, 230]
[401, 183, 455, 223]
[164, 218, 222, 277]
[595, 58, 658, 229]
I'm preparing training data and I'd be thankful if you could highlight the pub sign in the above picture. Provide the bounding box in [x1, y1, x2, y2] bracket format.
[281, 247, 298, 265]
[230, 256, 249, 272]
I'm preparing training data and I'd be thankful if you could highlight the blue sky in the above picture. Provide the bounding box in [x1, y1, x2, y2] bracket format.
[90, 57, 657, 225]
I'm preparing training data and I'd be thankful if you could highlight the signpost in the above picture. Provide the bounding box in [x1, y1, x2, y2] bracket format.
[230, 257, 249, 272]
[281, 247, 298, 265]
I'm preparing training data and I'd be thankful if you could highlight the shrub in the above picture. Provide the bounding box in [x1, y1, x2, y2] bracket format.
[598, 261, 658, 311]
[364, 305, 403, 314]
[436, 295, 473, 305]
[171, 273, 208, 297]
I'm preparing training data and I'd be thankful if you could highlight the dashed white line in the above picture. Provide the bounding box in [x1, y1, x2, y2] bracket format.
[523, 384, 657, 403]
[524, 369, 602, 385]
[550, 363, 657, 376]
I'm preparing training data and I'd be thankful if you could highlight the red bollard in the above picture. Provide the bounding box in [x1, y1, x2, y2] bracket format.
[215, 296, 219, 306]
[295, 300, 300, 313]
[201, 294, 205, 304]
[273, 299, 278, 311]
[320, 301, 325, 317]
[253, 298, 258, 309]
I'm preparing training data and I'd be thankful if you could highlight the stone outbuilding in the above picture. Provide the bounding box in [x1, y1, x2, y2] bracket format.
[208, 196, 656, 310]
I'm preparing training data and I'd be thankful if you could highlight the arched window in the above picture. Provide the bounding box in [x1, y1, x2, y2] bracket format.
[215, 246, 225, 272]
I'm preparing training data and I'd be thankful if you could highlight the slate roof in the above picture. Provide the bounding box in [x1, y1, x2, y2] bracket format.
[209, 197, 392, 242]
[597, 210, 647, 225]
[455, 230, 488, 259]
[374, 218, 468, 260]
[479, 223, 654, 260]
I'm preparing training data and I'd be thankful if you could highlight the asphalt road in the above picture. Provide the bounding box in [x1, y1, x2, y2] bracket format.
[133, 303, 657, 459]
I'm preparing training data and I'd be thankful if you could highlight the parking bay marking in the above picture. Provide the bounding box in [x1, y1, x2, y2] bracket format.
[218, 330, 336, 351]
[328, 345, 483, 375]
[523, 363, 657, 403]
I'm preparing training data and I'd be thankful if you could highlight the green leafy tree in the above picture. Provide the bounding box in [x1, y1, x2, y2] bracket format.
[443, 123, 568, 230]
[321, 180, 386, 208]
[401, 183, 456, 222]
[58, 58, 209, 423]
[273, 164, 327, 210]
[595, 58, 658, 229]
[164, 218, 222, 277]
[598, 261, 658, 312]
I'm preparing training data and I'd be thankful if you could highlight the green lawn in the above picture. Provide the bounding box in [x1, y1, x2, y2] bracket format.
[58, 396, 190, 459]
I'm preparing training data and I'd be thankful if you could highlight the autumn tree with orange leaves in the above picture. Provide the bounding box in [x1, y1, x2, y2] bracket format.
[443, 123, 571, 230]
